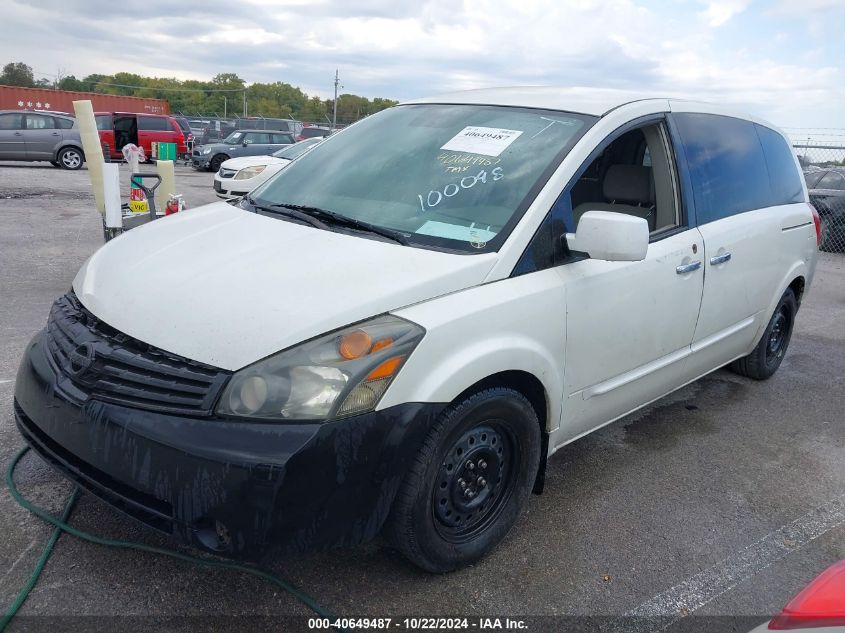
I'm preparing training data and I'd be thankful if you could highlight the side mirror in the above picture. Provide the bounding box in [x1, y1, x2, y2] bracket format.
[242, 141, 249, 147]
[565, 210, 648, 262]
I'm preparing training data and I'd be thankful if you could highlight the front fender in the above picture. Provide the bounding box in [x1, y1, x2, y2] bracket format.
[380, 270, 567, 433]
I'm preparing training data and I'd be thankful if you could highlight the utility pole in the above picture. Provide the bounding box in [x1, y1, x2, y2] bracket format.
[243, 90, 247, 118]
[223, 96, 227, 120]
[332, 69, 340, 131]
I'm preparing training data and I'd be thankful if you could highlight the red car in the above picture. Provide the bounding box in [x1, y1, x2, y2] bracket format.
[95, 112, 186, 160]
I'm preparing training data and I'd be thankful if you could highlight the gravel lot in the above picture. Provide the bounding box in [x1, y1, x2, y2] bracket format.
[1, 160, 843, 632]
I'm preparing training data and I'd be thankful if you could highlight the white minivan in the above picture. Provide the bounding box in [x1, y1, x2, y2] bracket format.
[14, 89, 820, 572]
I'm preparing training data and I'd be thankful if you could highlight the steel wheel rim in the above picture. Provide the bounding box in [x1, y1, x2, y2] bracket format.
[432, 420, 518, 544]
[766, 306, 789, 361]
[62, 151, 81, 168]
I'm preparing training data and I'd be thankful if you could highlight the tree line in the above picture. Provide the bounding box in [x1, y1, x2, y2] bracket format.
[1, 62, 398, 124]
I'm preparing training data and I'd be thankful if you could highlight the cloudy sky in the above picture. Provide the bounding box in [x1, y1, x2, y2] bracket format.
[3, 0, 844, 131]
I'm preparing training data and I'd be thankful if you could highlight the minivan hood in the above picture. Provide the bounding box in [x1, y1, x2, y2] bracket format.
[73, 203, 496, 370]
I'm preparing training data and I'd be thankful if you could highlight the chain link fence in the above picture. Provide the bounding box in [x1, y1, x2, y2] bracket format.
[789, 132, 845, 253]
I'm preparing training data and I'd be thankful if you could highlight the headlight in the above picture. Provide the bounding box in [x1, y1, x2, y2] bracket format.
[202, 147, 212, 155]
[216, 315, 424, 421]
[234, 165, 267, 180]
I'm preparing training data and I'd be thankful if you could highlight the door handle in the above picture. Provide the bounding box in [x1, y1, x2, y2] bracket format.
[51, 132, 60, 136]
[710, 252, 732, 265]
[676, 261, 702, 274]
[14, 132, 22, 136]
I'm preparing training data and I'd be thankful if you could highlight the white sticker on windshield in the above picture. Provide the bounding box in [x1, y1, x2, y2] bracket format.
[416, 221, 497, 245]
[440, 126, 523, 157]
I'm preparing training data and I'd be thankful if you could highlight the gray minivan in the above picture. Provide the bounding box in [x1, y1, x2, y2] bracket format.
[0, 110, 85, 169]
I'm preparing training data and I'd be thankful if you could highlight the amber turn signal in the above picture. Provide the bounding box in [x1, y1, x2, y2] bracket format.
[370, 338, 394, 353]
[339, 330, 372, 360]
[366, 356, 405, 381]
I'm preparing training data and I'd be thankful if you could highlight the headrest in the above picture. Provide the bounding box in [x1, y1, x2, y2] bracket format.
[602, 165, 654, 204]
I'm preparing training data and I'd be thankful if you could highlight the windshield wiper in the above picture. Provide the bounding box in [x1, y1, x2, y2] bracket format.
[244, 195, 329, 230]
[270, 202, 409, 245]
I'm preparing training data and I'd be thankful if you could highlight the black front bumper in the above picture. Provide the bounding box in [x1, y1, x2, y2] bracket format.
[14, 330, 443, 558]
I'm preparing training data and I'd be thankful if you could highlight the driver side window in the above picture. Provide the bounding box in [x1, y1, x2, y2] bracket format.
[512, 119, 684, 278]
[569, 122, 680, 234]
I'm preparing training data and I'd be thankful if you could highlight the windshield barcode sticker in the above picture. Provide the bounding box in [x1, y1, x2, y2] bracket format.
[440, 126, 523, 157]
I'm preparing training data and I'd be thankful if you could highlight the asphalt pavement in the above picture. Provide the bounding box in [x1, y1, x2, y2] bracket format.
[0, 160, 843, 632]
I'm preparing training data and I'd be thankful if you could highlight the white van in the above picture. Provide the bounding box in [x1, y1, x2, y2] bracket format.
[14, 89, 820, 572]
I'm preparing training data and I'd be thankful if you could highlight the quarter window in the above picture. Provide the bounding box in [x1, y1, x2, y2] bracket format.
[755, 124, 804, 204]
[55, 117, 74, 130]
[673, 113, 771, 224]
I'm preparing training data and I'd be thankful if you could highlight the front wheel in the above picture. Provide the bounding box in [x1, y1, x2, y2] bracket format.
[385, 388, 541, 572]
[730, 289, 797, 380]
[57, 147, 84, 170]
[209, 154, 228, 172]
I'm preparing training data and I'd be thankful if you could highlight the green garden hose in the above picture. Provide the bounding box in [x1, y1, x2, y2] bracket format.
[2, 446, 345, 632]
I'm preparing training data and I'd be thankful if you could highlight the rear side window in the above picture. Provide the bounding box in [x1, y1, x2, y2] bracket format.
[755, 124, 804, 204]
[271, 133, 293, 144]
[25, 114, 56, 129]
[816, 171, 845, 191]
[138, 116, 170, 131]
[55, 117, 74, 129]
[673, 113, 771, 224]
[804, 171, 825, 189]
[95, 115, 111, 131]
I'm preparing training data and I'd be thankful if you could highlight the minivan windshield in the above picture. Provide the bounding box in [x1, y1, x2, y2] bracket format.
[249, 104, 595, 252]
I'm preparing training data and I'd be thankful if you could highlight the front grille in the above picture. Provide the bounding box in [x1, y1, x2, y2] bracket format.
[45, 293, 230, 415]
[218, 168, 236, 179]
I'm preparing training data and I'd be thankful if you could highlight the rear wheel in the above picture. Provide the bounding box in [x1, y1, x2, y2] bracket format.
[385, 388, 541, 572]
[57, 147, 84, 170]
[730, 289, 797, 380]
[210, 154, 228, 172]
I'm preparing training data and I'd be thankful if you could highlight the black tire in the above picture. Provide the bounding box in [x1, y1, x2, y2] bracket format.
[730, 289, 797, 380]
[57, 147, 84, 170]
[209, 154, 228, 172]
[385, 387, 541, 573]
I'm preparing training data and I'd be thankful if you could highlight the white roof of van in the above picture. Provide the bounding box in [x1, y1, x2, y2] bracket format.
[403, 87, 680, 117]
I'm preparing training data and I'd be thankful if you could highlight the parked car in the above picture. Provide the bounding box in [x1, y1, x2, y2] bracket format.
[749, 559, 845, 631]
[296, 124, 332, 141]
[805, 167, 845, 251]
[213, 137, 323, 199]
[192, 129, 295, 171]
[0, 109, 84, 169]
[13, 89, 819, 572]
[172, 116, 195, 152]
[95, 112, 187, 161]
